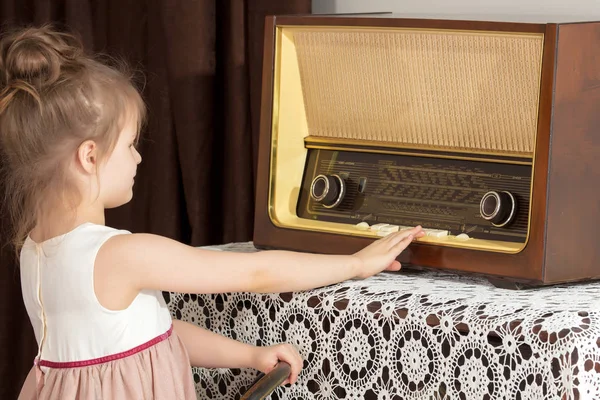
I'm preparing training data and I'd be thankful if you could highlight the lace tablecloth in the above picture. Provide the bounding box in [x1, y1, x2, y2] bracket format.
[166, 242, 600, 400]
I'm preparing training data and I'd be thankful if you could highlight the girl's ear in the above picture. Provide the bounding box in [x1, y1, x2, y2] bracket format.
[76, 140, 98, 174]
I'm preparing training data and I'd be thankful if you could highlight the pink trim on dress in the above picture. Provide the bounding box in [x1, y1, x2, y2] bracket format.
[37, 325, 173, 368]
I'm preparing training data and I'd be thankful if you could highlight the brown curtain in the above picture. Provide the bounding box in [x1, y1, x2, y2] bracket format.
[0, 0, 311, 398]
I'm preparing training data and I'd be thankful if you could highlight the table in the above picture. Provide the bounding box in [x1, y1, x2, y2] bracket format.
[166, 242, 600, 399]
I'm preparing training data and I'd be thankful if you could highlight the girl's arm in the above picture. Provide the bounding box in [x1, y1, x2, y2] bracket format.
[172, 319, 302, 384]
[96, 226, 423, 295]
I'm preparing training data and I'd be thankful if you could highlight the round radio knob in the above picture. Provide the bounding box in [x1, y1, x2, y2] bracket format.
[310, 174, 346, 208]
[479, 191, 517, 227]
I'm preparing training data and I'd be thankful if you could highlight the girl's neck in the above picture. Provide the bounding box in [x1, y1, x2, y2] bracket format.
[30, 201, 105, 243]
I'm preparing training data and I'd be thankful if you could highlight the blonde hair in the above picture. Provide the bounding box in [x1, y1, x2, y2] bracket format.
[0, 25, 146, 254]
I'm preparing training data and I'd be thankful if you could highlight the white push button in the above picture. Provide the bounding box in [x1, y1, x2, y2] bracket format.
[380, 225, 399, 233]
[369, 223, 389, 232]
[424, 229, 449, 238]
[355, 222, 370, 230]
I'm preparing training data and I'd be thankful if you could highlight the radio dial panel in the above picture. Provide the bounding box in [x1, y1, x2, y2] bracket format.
[298, 147, 531, 244]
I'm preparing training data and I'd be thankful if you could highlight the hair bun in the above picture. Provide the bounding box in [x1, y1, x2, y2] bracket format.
[0, 25, 83, 88]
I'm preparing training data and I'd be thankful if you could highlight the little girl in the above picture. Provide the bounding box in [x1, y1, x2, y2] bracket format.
[1, 26, 424, 399]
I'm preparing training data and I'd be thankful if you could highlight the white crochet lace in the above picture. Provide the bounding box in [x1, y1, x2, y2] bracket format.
[167, 242, 600, 399]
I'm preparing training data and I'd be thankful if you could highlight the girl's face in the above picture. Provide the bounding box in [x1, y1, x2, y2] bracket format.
[97, 115, 142, 209]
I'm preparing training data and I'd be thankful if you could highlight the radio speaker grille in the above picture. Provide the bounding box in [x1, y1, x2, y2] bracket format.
[293, 29, 544, 154]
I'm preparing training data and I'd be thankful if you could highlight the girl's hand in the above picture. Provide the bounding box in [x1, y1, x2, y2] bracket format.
[352, 226, 425, 279]
[250, 343, 303, 385]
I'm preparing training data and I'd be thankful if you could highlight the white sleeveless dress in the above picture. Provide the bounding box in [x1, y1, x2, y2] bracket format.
[19, 222, 196, 399]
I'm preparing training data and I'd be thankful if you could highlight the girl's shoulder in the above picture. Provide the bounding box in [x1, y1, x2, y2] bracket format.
[22, 222, 131, 258]
[75, 222, 132, 249]
[80, 222, 131, 236]
[24, 222, 129, 245]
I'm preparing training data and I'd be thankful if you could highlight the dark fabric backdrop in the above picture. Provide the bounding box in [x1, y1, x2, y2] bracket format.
[0, 0, 311, 398]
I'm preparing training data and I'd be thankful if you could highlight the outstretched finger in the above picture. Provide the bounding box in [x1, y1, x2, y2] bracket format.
[386, 226, 422, 246]
[381, 226, 415, 241]
[390, 232, 416, 254]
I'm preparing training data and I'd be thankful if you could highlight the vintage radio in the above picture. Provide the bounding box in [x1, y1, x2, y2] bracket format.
[253, 14, 600, 288]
